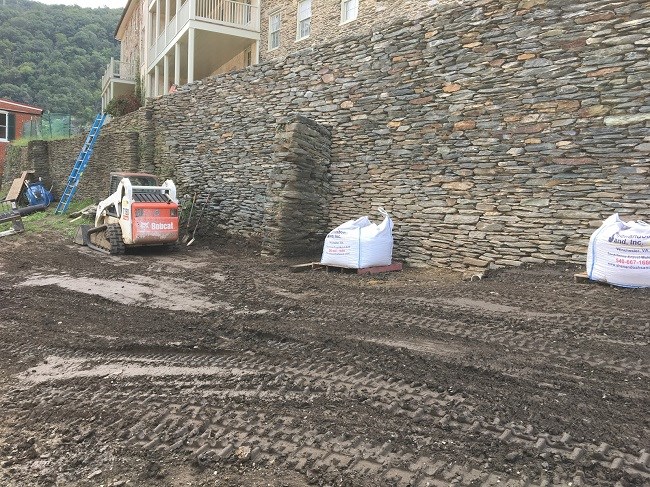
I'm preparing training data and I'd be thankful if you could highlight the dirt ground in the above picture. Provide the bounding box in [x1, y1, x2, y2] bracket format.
[0, 229, 648, 486]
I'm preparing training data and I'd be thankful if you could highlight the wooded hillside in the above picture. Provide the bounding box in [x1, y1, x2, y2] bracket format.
[0, 0, 121, 122]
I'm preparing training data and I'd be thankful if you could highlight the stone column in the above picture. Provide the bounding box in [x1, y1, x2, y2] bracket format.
[262, 115, 332, 257]
[28, 140, 51, 189]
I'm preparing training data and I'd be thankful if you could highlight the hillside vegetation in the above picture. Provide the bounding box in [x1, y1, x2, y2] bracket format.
[0, 0, 121, 122]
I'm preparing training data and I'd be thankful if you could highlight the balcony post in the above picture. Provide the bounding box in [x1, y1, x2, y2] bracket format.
[165, 0, 170, 27]
[164, 54, 170, 93]
[187, 27, 195, 84]
[155, 0, 161, 40]
[154, 64, 160, 96]
[174, 43, 181, 85]
[148, 73, 154, 98]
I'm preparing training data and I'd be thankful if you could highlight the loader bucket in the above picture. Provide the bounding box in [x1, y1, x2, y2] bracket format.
[74, 225, 92, 246]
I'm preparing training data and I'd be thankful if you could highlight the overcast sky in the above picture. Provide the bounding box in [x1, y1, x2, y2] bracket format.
[33, 0, 127, 8]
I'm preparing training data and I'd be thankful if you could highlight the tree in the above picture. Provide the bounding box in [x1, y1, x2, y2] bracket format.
[0, 0, 121, 124]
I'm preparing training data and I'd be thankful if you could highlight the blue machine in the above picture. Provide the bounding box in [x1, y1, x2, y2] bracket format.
[25, 180, 54, 207]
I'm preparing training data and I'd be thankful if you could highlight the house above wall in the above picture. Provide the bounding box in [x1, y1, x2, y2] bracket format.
[101, 0, 261, 111]
[101, 0, 444, 112]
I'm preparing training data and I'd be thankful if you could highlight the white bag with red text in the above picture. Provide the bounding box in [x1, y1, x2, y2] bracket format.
[586, 213, 650, 288]
[320, 208, 394, 269]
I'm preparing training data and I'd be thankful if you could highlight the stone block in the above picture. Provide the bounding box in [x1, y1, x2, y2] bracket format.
[442, 181, 474, 191]
[442, 83, 462, 93]
[444, 214, 480, 224]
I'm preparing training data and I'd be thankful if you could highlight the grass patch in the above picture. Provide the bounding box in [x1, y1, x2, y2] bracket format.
[4, 199, 97, 239]
[11, 135, 73, 148]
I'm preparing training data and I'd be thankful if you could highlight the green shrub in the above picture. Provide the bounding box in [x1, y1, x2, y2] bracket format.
[105, 93, 141, 117]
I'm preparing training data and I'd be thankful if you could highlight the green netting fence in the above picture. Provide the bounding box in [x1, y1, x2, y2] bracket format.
[21, 113, 86, 140]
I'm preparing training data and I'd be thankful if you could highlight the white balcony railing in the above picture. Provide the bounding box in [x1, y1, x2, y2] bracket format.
[101, 58, 137, 90]
[147, 0, 259, 65]
[195, 0, 258, 29]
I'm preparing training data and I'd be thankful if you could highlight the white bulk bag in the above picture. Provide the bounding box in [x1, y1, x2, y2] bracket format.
[321, 208, 394, 269]
[587, 213, 650, 288]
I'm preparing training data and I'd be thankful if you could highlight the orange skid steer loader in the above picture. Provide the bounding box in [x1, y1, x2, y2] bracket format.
[74, 172, 180, 254]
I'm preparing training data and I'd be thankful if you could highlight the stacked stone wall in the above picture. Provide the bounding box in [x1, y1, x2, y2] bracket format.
[151, 0, 649, 270]
[3, 120, 142, 203]
[28, 141, 51, 189]
[104, 110, 142, 133]
[2, 145, 29, 190]
[4, 0, 648, 271]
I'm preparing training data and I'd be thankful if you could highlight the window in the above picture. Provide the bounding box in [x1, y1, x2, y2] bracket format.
[341, 0, 358, 23]
[0, 112, 6, 141]
[244, 47, 253, 66]
[269, 12, 281, 50]
[296, 0, 311, 40]
[0, 112, 15, 142]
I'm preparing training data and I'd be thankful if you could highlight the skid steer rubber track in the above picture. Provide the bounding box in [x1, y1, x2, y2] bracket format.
[106, 223, 125, 255]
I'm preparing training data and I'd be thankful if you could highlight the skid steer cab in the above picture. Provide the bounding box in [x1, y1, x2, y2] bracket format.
[75, 172, 179, 255]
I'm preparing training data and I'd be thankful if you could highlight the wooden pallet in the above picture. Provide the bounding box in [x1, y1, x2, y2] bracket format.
[4, 170, 35, 203]
[574, 272, 590, 284]
[290, 261, 403, 275]
[574, 272, 609, 286]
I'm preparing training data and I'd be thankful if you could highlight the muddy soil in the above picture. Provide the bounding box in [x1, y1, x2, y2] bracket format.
[0, 230, 648, 486]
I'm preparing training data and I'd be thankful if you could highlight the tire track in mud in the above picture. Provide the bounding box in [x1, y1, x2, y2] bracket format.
[2, 338, 648, 486]
[256, 282, 649, 379]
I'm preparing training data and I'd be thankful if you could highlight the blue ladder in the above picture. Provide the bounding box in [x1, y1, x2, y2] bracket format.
[55, 113, 106, 215]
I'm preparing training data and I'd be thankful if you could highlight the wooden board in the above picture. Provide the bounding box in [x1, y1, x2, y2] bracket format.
[290, 261, 403, 275]
[574, 272, 590, 284]
[574, 272, 608, 286]
[4, 170, 35, 202]
[289, 262, 321, 273]
[357, 261, 403, 275]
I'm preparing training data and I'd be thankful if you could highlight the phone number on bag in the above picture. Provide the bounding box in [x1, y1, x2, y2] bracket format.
[616, 258, 650, 265]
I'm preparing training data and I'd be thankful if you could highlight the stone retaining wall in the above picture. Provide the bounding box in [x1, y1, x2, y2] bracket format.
[157, 0, 650, 271]
[3, 116, 142, 202]
[2, 145, 29, 190]
[4, 0, 649, 271]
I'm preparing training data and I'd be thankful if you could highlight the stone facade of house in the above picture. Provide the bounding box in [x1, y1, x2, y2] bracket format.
[6, 0, 649, 272]
[259, 0, 448, 63]
[118, 0, 145, 69]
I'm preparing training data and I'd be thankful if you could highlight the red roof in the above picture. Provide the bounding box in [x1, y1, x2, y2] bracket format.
[0, 98, 43, 115]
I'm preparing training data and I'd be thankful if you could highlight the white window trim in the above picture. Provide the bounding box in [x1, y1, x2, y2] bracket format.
[340, 0, 358, 25]
[268, 11, 281, 51]
[0, 111, 8, 142]
[296, 0, 311, 41]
